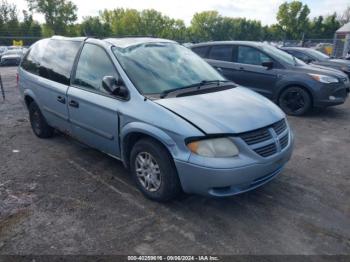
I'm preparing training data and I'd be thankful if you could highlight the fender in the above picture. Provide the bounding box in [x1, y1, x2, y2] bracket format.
[120, 121, 190, 164]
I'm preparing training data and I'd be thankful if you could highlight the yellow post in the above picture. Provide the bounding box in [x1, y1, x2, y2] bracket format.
[12, 40, 24, 46]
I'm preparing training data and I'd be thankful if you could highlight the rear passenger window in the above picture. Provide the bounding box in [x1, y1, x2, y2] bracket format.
[191, 46, 209, 58]
[39, 40, 81, 85]
[73, 43, 118, 93]
[21, 39, 49, 75]
[237, 46, 272, 65]
[208, 45, 233, 62]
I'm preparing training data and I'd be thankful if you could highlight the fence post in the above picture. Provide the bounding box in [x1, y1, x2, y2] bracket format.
[0, 73, 5, 100]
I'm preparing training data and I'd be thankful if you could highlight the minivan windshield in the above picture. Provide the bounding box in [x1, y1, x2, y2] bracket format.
[261, 44, 306, 66]
[112, 42, 226, 95]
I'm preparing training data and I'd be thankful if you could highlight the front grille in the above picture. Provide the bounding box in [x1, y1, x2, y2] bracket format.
[279, 134, 289, 149]
[238, 118, 289, 158]
[272, 119, 287, 135]
[254, 143, 277, 157]
[240, 128, 272, 145]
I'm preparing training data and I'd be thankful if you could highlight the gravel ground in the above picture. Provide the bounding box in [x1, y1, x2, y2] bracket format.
[0, 66, 349, 255]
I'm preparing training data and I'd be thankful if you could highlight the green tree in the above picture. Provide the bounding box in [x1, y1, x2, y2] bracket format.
[100, 8, 141, 36]
[0, 0, 19, 36]
[309, 16, 324, 38]
[79, 16, 110, 37]
[189, 11, 266, 42]
[308, 13, 340, 39]
[277, 1, 310, 40]
[26, 0, 77, 35]
[322, 13, 340, 38]
[99, 8, 188, 41]
[189, 11, 223, 41]
[139, 9, 166, 36]
[262, 24, 284, 41]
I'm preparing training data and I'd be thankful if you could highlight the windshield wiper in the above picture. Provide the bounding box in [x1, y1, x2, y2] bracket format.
[160, 80, 231, 98]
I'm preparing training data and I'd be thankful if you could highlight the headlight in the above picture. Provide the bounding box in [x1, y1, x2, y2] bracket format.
[308, 73, 339, 84]
[187, 137, 239, 158]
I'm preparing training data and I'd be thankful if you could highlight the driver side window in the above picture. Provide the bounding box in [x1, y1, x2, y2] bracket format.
[237, 46, 272, 66]
[73, 43, 118, 93]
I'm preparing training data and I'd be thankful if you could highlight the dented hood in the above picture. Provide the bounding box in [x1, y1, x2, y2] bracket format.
[155, 86, 285, 134]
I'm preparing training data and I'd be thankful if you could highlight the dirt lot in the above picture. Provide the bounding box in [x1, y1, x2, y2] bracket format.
[0, 66, 349, 255]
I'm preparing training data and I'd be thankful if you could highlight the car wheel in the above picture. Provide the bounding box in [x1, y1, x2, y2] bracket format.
[278, 86, 311, 116]
[29, 102, 54, 138]
[130, 138, 182, 202]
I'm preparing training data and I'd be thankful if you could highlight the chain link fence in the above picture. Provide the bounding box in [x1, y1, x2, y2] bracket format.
[0, 36, 42, 47]
[1, 35, 349, 58]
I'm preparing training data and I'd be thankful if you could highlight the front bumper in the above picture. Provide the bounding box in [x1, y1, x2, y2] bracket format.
[175, 131, 294, 197]
[314, 81, 349, 107]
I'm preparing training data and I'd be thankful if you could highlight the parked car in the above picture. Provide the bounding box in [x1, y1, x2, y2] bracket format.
[0, 49, 24, 66]
[190, 41, 350, 116]
[0, 46, 8, 58]
[281, 47, 350, 77]
[344, 50, 350, 60]
[18, 36, 294, 201]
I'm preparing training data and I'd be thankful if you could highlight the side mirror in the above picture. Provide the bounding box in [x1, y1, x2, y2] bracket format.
[215, 67, 223, 75]
[262, 61, 273, 69]
[102, 76, 129, 98]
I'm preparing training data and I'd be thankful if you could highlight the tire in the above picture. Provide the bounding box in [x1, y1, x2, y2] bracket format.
[278, 86, 312, 116]
[130, 138, 182, 202]
[29, 102, 54, 138]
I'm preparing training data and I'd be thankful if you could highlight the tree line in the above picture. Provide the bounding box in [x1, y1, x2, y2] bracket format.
[1, 0, 350, 45]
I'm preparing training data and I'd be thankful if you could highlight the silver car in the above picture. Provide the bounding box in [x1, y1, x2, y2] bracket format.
[1, 49, 23, 66]
[18, 36, 294, 201]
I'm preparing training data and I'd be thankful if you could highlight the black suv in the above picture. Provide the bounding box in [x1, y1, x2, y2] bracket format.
[281, 47, 350, 77]
[190, 41, 350, 115]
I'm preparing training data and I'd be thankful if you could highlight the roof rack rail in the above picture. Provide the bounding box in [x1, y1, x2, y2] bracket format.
[51, 35, 87, 41]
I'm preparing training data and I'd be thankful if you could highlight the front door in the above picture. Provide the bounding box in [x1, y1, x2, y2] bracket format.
[68, 43, 123, 157]
[233, 45, 279, 99]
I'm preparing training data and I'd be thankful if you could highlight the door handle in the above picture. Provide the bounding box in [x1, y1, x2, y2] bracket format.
[239, 67, 245, 70]
[57, 96, 65, 104]
[69, 100, 79, 108]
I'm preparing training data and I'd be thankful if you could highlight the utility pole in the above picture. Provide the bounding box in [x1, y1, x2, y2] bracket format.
[0, 73, 5, 100]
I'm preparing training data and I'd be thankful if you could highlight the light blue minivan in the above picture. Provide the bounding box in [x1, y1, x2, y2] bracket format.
[18, 36, 294, 201]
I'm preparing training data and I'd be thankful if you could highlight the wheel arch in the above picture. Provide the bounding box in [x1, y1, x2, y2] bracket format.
[277, 83, 314, 107]
[23, 89, 38, 109]
[120, 122, 181, 169]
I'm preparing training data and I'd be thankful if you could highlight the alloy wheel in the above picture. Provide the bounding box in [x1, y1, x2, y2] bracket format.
[135, 152, 161, 192]
[280, 88, 309, 115]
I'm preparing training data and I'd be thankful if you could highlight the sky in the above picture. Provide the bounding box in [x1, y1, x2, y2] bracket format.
[13, 0, 350, 25]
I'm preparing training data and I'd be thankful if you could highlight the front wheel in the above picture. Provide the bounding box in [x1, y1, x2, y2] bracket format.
[130, 138, 182, 202]
[278, 86, 312, 116]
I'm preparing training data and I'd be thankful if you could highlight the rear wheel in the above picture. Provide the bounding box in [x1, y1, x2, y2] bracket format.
[278, 86, 311, 116]
[29, 102, 54, 138]
[130, 138, 182, 202]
